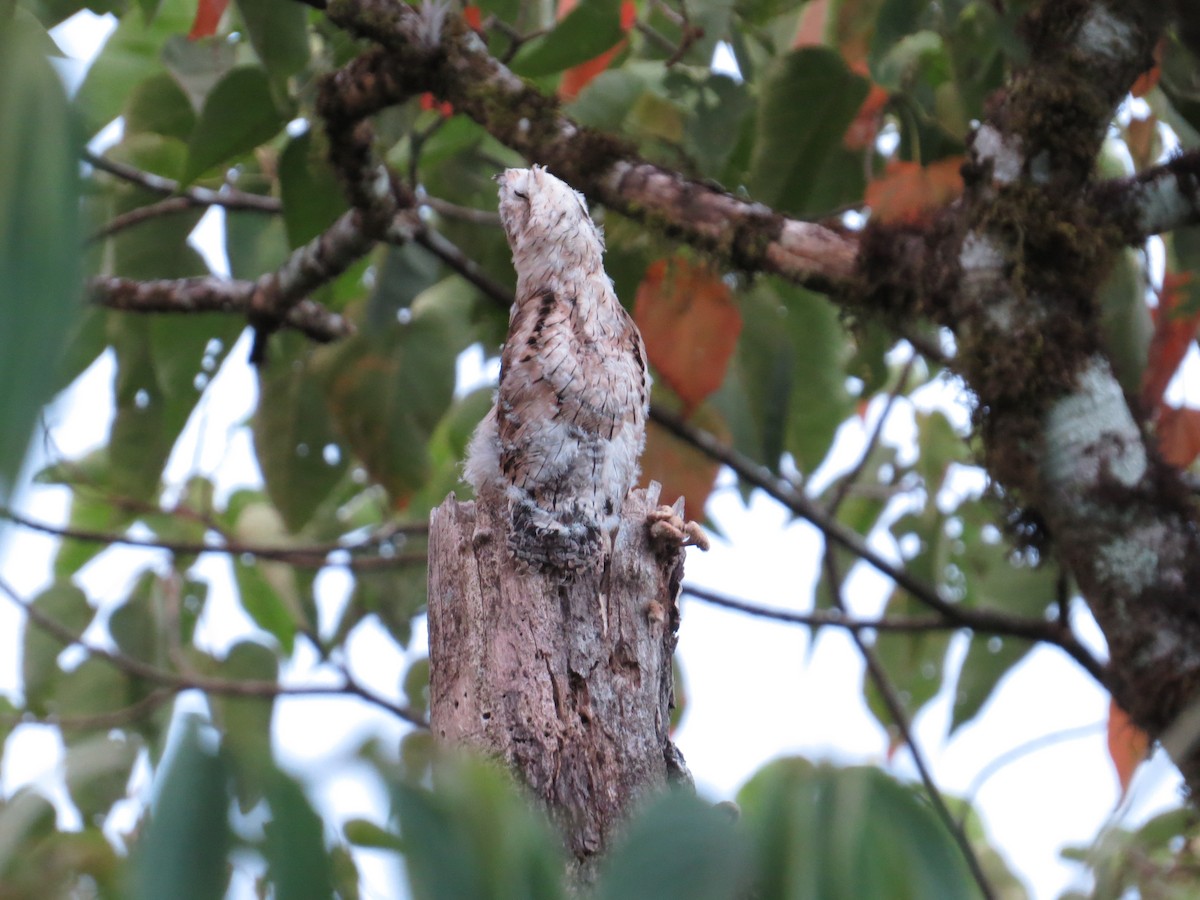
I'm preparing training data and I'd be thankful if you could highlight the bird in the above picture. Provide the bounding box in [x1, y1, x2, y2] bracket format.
[464, 165, 650, 572]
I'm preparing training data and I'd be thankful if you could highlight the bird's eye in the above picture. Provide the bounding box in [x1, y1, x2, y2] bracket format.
[513, 190, 528, 201]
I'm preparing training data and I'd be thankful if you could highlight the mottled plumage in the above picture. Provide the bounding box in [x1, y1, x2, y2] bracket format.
[465, 166, 649, 571]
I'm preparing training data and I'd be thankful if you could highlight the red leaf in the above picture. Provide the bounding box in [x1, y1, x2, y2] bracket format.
[619, 0, 637, 31]
[865, 158, 964, 225]
[1107, 697, 1150, 797]
[188, 0, 229, 39]
[1131, 39, 1164, 97]
[1141, 271, 1200, 413]
[558, 44, 625, 100]
[463, 4, 484, 32]
[555, 0, 633, 101]
[633, 257, 742, 414]
[1157, 405, 1200, 468]
[843, 72, 889, 151]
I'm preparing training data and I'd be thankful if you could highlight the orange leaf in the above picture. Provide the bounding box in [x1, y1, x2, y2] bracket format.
[1131, 39, 1164, 97]
[633, 257, 742, 414]
[1157, 405, 1200, 468]
[865, 157, 964, 225]
[558, 44, 625, 100]
[1107, 697, 1150, 797]
[640, 411, 724, 523]
[556, 0, 632, 100]
[188, 0, 229, 39]
[843, 79, 889, 151]
[463, 3, 483, 31]
[1141, 271, 1200, 413]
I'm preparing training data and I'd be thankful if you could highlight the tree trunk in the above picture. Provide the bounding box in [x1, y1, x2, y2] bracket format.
[427, 482, 690, 874]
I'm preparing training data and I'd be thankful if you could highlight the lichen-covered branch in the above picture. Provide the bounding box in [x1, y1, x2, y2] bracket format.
[927, 1, 1200, 788]
[317, 12, 858, 293]
[1094, 148, 1200, 242]
[90, 274, 352, 342]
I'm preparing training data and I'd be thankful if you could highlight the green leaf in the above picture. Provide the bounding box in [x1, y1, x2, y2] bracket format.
[235, 0, 310, 84]
[738, 758, 979, 899]
[729, 282, 852, 474]
[106, 312, 239, 502]
[129, 716, 232, 900]
[73, 0, 197, 136]
[64, 733, 142, 824]
[263, 772, 334, 898]
[394, 756, 566, 900]
[184, 66, 290, 185]
[279, 130, 350, 248]
[780, 285, 853, 473]
[225, 208, 291, 279]
[596, 791, 749, 900]
[324, 302, 459, 504]
[949, 503, 1058, 733]
[254, 334, 351, 533]
[56, 658, 133, 742]
[124, 72, 197, 140]
[207, 640, 278, 813]
[21, 581, 94, 715]
[0, 29, 81, 501]
[161, 34, 239, 110]
[47, 456, 135, 577]
[509, 0, 623, 78]
[344, 817, 404, 851]
[746, 48, 869, 216]
[230, 500, 305, 650]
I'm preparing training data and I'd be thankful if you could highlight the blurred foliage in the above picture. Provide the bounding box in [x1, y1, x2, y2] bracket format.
[1, 0, 1198, 896]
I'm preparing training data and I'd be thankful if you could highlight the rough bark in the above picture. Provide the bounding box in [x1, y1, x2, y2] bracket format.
[427, 482, 688, 873]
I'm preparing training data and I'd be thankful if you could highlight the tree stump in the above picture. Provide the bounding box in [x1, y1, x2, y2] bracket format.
[427, 482, 689, 871]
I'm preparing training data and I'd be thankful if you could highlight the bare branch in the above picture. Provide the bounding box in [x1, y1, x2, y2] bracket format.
[89, 274, 352, 343]
[821, 550, 996, 900]
[0, 574, 428, 728]
[0, 507, 428, 570]
[651, 405, 1109, 685]
[314, 25, 858, 293]
[84, 149, 282, 214]
[1093, 148, 1200, 242]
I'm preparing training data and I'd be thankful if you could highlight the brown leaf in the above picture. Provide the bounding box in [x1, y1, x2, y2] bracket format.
[1142, 271, 1200, 413]
[640, 407, 725, 522]
[865, 158, 964, 225]
[1157, 405, 1200, 468]
[1107, 697, 1150, 797]
[633, 258, 741, 414]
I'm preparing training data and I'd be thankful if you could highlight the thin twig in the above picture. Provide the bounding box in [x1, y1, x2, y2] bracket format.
[822, 551, 996, 900]
[421, 195, 503, 226]
[413, 230, 513, 309]
[649, 405, 1108, 685]
[826, 355, 914, 514]
[84, 150, 281, 213]
[0, 507, 427, 569]
[88, 196, 201, 243]
[0, 574, 428, 728]
[682, 583, 1090, 644]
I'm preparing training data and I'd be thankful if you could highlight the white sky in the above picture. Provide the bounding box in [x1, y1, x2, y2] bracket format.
[4, 11, 1199, 899]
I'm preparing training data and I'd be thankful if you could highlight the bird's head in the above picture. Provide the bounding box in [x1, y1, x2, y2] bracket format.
[496, 166, 604, 269]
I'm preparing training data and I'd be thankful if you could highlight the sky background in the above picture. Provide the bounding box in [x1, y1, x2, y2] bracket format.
[2, 12, 1196, 898]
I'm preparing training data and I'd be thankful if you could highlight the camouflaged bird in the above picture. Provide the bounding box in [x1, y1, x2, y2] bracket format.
[464, 166, 650, 572]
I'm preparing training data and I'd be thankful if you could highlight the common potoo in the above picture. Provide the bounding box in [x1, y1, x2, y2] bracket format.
[464, 166, 649, 572]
